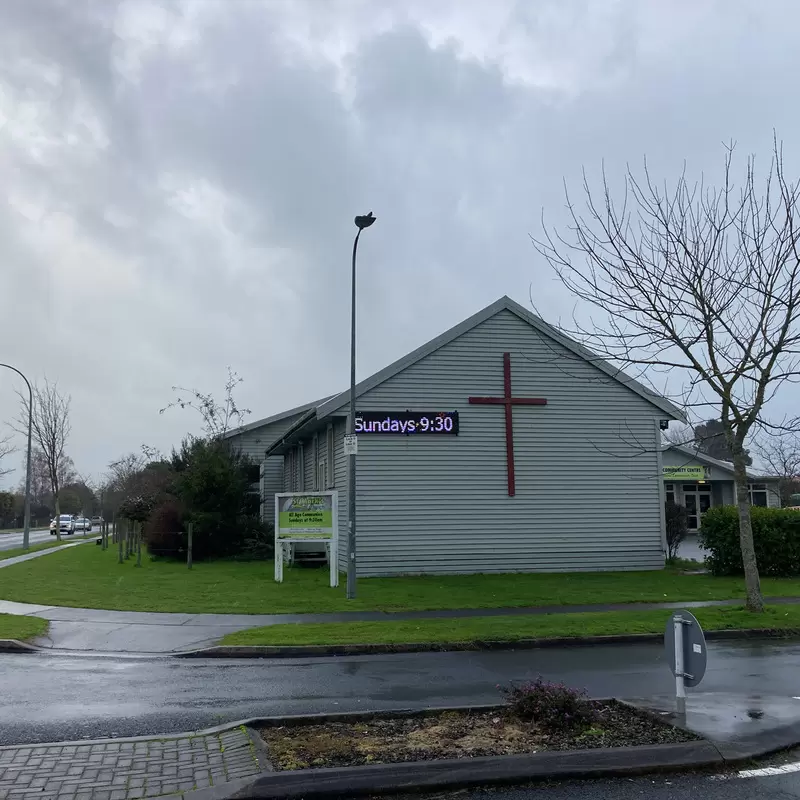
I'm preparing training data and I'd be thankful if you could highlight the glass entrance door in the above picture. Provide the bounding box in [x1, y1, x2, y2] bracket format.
[683, 484, 712, 530]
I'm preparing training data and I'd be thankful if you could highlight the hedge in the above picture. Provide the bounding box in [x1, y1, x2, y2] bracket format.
[699, 506, 800, 576]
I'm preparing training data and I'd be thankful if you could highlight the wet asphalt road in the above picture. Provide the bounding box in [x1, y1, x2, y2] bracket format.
[1, 637, 799, 745]
[0, 528, 54, 550]
[414, 769, 800, 799]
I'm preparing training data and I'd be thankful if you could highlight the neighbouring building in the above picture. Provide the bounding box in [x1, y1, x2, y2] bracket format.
[662, 444, 782, 532]
[226, 296, 688, 576]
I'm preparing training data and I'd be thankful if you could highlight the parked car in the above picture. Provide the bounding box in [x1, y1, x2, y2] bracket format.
[74, 517, 92, 532]
[50, 515, 76, 535]
[91, 516, 104, 525]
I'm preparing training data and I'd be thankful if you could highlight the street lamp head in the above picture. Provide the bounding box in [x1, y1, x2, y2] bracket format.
[355, 211, 376, 230]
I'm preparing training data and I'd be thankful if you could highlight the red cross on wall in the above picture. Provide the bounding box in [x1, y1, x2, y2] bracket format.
[468, 352, 547, 497]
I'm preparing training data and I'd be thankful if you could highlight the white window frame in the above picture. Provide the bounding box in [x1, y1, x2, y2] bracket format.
[748, 483, 768, 507]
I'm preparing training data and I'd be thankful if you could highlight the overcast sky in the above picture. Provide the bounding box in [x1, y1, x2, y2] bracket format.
[1, 0, 798, 487]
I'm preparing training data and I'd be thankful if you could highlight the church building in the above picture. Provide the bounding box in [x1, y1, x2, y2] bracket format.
[226, 296, 686, 576]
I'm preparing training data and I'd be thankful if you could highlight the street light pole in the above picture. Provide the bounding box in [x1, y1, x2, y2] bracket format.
[347, 212, 376, 600]
[0, 364, 33, 551]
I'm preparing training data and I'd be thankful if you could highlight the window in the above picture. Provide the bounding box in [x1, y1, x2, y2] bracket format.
[748, 483, 768, 507]
[665, 483, 675, 504]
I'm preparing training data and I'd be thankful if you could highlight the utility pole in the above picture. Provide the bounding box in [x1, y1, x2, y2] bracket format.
[346, 212, 376, 600]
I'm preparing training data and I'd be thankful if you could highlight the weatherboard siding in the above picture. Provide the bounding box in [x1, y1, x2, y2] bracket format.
[335, 309, 666, 575]
[227, 413, 307, 463]
[260, 456, 283, 524]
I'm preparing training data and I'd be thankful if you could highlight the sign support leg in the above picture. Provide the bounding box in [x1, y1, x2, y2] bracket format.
[674, 615, 686, 715]
[275, 542, 284, 583]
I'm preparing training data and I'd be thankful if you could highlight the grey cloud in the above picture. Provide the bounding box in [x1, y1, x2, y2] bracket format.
[1, 0, 799, 484]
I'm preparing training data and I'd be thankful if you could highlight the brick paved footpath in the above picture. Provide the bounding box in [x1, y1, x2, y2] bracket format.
[0, 726, 265, 800]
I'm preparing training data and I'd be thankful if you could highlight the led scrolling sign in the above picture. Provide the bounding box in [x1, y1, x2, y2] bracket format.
[354, 410, 460, 435]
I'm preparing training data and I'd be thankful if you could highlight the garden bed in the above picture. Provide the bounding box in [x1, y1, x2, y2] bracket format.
[258, 701, 699, 771]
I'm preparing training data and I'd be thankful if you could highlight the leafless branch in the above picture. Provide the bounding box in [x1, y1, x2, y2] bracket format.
[533, 136, 800, 611]
[160, 367, 251, 439]
[13, 379, 71, 537]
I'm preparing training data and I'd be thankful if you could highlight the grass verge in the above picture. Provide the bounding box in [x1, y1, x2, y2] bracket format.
[0, 535, 94, 562]
[220, 605, 800, 646]
[0, 544, 798, 615]
[0, 613, 48, 642]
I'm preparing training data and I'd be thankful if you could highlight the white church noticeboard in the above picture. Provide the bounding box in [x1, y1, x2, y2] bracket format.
[274, 491, 339, 587]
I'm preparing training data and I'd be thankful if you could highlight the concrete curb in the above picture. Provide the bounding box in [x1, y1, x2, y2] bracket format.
[225, 704, 800, 799]
[175, 626, 800, 659]
[0, 639, 41, 654]
[230, 742, 724, 798]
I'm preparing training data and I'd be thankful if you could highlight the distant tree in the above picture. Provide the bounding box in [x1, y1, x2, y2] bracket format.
[57, 489, 81, 516]
[694, 419, 753, 465]
[662, 422, 693, 448]
[18, 449, 77, 515]
[754, 433, 800, 506]
[0, 491, 14, 527]
[160, 367, 251, 440]
[60, 481, 96, 516]
[14, 380, 71, 541]
[534, 140, 800, 613]
[105, 446, 170, 516]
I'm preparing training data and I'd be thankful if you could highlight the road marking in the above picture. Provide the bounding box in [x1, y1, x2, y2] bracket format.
[738, 761, 800, 778]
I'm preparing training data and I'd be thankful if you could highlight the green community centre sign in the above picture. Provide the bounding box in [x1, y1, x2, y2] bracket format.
[662, 465, 706, 481]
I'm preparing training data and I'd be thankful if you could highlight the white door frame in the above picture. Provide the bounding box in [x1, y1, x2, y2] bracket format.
[682, 483, 712, 531]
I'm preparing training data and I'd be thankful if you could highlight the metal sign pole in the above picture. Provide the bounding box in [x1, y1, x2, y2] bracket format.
[673, 614, 686, 715]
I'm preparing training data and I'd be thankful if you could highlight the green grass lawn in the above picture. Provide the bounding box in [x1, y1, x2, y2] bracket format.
[0, 534, 94, 562]
[0, 613, 48, 642]
[220, 605, 800, 646]
[0, 544, 799, 614]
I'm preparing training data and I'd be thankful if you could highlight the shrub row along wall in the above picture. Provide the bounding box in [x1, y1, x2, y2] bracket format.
[700, 506, 800, 576]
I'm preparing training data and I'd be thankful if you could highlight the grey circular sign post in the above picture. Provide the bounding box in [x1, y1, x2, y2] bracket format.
[664, 609, 707, 715]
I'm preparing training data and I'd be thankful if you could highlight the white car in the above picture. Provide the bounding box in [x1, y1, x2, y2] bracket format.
[74, 517, 92, 532]
[50, 515, 76, 535]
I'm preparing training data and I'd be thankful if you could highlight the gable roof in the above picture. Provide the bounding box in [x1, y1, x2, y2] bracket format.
[223, 395, 335, 440]
[663, 444, 778, 482]
[315, 295, 686, 422]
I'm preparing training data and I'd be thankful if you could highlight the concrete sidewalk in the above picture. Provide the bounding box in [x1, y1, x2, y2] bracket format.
[2, 596, 800, 654]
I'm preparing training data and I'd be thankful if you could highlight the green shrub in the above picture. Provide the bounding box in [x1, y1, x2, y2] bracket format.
[170, 437, 260, 560]
[144, 498, 185, 558]
[665, 501, 689, 560]
[700, 506, 800, 576]
[501, 677, 596, 732]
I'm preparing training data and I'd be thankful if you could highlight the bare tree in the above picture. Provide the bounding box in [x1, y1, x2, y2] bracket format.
[15, 380, 71, 542]
[0, 434, 15, 479]
[534, 140, 800, 612]
[19, 447, 75, 509]
[662, 422, 693, 448]
[754, 433, 800, 506]
[160, 367, 251, 439]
